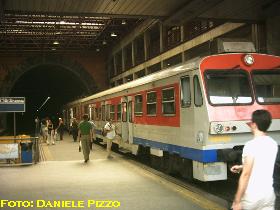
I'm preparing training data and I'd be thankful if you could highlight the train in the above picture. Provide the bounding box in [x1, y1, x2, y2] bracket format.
[63, 49, 280, 181]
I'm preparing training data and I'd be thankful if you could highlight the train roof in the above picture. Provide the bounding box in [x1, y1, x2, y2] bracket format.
[66, 57, 201, 106]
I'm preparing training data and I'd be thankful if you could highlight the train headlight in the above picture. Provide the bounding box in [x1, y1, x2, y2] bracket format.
[243, 54, 254, 66]
[214, 124, 223, 134]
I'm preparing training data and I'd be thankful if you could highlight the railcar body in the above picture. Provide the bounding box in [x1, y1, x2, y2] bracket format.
[64, 53, 280, 181]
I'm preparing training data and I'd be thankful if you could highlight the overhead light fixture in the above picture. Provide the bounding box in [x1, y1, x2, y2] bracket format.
[53, 41, 59, 45]
[111, 32, 117, 37]
[51, 48, 56, 51]
[102, 40, 107, 45]
[121, 20, 126, 25]
[96, 48, 100, 52]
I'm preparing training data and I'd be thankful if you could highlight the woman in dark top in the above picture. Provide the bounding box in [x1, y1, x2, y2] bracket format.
[57, 118, 64, 140]
[71, 118, 78, 142]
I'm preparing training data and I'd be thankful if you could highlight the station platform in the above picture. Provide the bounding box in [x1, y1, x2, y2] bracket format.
[0, 134, 227, 210]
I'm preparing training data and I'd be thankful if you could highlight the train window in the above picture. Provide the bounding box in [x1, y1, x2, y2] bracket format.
[205, 70, 252, 105]
[252, 70, 280, 104]
[162, 88, 175, 115]
[180, 76, 191, 107]
[194, 76, 203, 106]
[110, 105, 115, 120]
[122, 102, 127, 122]
[117, 104, 121, 121]
[84, 105, 89, 114]
[147, 91, 157, 115]
[101, 105, 105, 121]
[134, 95, 143, 116]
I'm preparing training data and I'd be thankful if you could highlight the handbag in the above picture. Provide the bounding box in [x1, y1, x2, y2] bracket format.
[101, 128, 107, 137]
[102, 124, 112, 137]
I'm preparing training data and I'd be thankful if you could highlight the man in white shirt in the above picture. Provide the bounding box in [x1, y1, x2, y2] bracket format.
[104, 118, 116, 158]
[231, 109, 278, 210]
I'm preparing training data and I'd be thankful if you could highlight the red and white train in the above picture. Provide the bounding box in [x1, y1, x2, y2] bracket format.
[64, 51, 280, 181]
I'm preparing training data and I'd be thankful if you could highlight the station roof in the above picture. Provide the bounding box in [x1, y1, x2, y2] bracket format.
[0, 0, 279, 54]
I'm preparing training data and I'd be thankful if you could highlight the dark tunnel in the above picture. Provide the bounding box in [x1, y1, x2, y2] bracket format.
[7, 64, 89, 135]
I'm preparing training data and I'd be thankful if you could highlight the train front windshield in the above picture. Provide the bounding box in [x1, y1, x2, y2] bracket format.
[252, 70, 280, 104]
[205, 69, 280, 105]
[205, 70, 252, 105]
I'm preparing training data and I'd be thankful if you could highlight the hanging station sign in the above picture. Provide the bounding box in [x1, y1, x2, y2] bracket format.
[0, 97, 26, 112]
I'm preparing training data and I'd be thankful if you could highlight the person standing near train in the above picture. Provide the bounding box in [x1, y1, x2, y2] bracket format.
[231, 109, 278, 210]
[78, 114, 93, 163]
[104, 118, 116, 159]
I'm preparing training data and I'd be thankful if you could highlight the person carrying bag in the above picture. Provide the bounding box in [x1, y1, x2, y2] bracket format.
[103, 118, 116, 159]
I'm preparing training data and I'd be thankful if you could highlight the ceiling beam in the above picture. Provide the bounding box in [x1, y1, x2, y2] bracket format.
[5, 10, 164, 20]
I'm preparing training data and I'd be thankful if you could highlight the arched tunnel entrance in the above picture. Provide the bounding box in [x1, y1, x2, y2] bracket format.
[8, 65, 86, 134]
[5, 62, 96, 135]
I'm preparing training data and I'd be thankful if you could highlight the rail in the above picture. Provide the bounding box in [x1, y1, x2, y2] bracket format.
[0, 136, 40, 165]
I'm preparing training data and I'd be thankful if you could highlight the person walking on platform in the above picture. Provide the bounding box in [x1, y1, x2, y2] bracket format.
[40, 118, 48, 142]
[35, 116, 40, 137]
[104, 118, 116, 159]
[78, 114, 93, 163]
[230, 109, 278, 210]
[71, 118, 79, 142]
[46, 119, 55, 145]
[57, 118, 64, 140]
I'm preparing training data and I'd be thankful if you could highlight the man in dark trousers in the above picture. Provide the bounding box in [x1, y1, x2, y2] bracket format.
[78, 114, 93, 163]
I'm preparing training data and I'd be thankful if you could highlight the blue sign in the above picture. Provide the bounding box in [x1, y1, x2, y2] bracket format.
[0, 97, 26, 112]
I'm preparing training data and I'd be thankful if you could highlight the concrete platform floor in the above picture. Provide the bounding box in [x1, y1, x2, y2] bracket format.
[0, 134, 226, 210]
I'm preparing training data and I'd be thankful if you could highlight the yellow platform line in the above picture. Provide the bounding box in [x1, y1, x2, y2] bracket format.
[38, 142, 46, 162]
[40, 144, 54, 161]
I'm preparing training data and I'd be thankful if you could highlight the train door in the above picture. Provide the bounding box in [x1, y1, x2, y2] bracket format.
[180, 75, 195, 146]
[193, 74, 204, 139]
[121, 97, 128, 142]
[101, 101, 105, 122]
[127, 96, 134, 144]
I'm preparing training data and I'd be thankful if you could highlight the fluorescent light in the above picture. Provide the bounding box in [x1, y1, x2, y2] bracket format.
[111, 32, 117, 37]
[53, 41, 59, 45]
